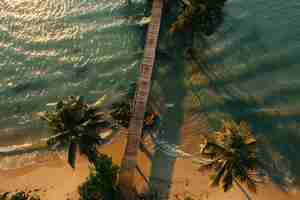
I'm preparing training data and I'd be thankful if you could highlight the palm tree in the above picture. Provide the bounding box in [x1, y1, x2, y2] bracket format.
[110, 82, 158, 131]
[110, 83, 135, 129]
[198, 120, 263, 200]
[0, 191, 40, 200]
[40, 96, 112, 168]
[169, 0, 227, 35]
[111, 101, 132, 128]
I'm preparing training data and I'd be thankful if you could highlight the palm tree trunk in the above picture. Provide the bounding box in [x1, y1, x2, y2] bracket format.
[233, 178, 252, 200]
[136, 165, 151, 188]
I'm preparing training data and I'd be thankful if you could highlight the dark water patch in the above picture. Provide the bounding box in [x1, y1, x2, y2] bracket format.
[258, 85, 300, 107]
[183, 0, 300, 186]
[187, 41, 300, 102]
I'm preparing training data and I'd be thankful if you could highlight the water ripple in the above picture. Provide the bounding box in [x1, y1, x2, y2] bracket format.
[0, 0, 145, 145]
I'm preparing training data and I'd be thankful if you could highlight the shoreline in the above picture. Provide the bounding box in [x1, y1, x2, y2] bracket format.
[1, 133, 300, 200]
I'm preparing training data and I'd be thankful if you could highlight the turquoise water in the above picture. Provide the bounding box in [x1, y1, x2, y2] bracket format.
[200, 0, 300, 185]
[149, 0, 300, 188]
[0, 0, 146, 146]
[1, 0, 300, 188]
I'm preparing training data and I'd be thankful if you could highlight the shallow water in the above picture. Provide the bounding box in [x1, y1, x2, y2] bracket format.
[0, 0, 145, 145]
[1, 0, 300, 188]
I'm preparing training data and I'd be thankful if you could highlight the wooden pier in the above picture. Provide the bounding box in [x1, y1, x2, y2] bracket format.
[119, 0, 163, 199]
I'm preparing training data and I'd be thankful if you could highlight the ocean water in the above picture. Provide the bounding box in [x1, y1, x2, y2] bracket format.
[149, 0, 300, 188]
[0, 0, 145, 146]
[200, 0, 300, 185]
[1, 0, 300, 188]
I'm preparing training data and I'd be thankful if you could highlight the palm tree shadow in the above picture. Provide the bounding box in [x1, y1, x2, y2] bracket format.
[143, 1, 231, 196]
[189, 36, 300, 189]
[145, 15, 189, 196]
[148, 46, 186, 197]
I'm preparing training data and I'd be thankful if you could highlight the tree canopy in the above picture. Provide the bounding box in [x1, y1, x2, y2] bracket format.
[79, 154, 120, 200]
[199, 120, 263, 195]
[40, 96, 111, 168]
[170, 0, 227, 35]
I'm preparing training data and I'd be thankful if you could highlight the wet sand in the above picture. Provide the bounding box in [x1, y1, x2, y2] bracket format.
[0, 133, 299, 200]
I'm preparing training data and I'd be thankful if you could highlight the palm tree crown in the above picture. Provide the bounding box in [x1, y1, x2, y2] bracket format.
[199, 120, 262, 194]
[170, 0, 227, 35]
[41, 96, 111, 168]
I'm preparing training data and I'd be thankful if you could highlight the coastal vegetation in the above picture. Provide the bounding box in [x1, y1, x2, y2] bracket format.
[37, 93, 160, 199]
[110, 83, 159, 131]
[198, 120, 263, 199]
[0, 191, 40, 200]
[40, 96, 112, 168]
[169, 0, 227, 35]
[39, 93, 159, 169]
[110, 83, 136, 128]
[0, 0, 275, 200]
[79, 154, 120, 200]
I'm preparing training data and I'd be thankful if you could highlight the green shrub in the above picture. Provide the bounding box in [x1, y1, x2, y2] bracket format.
[0, 191, 40, 200]
[79, 154, 120, 200]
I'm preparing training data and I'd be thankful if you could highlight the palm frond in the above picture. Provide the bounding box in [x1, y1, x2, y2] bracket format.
[244, 138, 257, 146]
[233, 164, 248, 183]
[201, 140, 227, 159]
[90, 95, 107, 109]
[221, 168, 234, 192]
[198, 119, 261, 196]
[41, 96, 112, 168]
[198, 159, 219, 172]
[181, 0, 192, 7]
[245, 176, 257, 193]
[0, 192, 10, 199]
[210, 161, 227, 187]
[46, 130, 71, 145]
[68, 141, 77, 169]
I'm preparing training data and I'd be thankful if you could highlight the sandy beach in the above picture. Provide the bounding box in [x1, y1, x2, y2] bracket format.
[0, 133, 299, 200]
